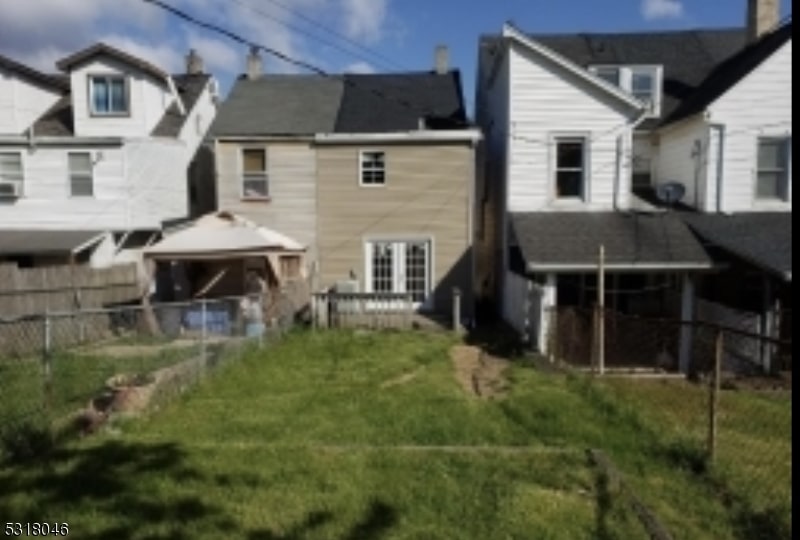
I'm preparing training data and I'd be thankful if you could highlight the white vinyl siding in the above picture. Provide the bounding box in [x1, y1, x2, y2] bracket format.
[655, 117, 711, 210]
[706, 39, 792, 212]
[0, 70, 61, 134]
[68, 152, 94, 197]
[507, 43, 633, 212]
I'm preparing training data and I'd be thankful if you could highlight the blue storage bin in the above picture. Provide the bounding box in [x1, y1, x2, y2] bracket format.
[183, 307, 232, 335]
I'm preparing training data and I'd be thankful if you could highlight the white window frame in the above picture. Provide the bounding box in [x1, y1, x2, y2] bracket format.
[88, 74, 130, 116]
[589, 65, 663, 117]
[240, 147, 269, 200]
[68, 152, 94, 198]
[359, 150, 386, 186]
[363, 236, 435, 310]
[551, 135, 590, 203]
[0, 151, 24, 194]
[754, 136, 792, 203]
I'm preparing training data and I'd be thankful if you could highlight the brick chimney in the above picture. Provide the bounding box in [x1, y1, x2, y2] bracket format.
[246, 46, 263, 80]
[434, 45, 449, 75]
[747, 0, 780, 43]
[185, 49, 204, 74]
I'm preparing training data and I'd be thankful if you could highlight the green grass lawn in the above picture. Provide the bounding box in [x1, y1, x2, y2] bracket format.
[0, 330, 790, 539]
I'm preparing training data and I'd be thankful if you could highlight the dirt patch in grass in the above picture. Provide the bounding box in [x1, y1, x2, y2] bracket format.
[450, 345, 511, 399]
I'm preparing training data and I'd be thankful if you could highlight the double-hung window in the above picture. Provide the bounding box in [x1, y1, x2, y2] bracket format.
[360, 151, 386, 186]
[554, 138, 586, 200]
[0, 152, 23, 197]
[630, 68, 656, 108]
[594, 66, 621, 87]
[756, 137, 791, 201]
[68, 152, 94, 197]
[89, 75, 128, 115]
[589, 65, 662, 116]
[242, 148, 268, 199]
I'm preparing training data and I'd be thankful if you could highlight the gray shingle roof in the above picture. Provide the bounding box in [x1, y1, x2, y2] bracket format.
[31, 95, 73, 136]
[0, 53, 69, 92]
[210, 75, 344, 137]
[56, 43, 169, 82]
[484, 27, 747, 130]
[0, 230, 106, 255]
[510, 212, 712, 271]
[152, 74, 212, 137]
[682, 212, 792, 281]
[334, 72, 467, 133]
[665, 21, 792, 125]
[210, 71, 468, 137]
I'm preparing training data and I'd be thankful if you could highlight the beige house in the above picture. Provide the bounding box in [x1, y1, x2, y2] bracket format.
[209, 48, 481, 319]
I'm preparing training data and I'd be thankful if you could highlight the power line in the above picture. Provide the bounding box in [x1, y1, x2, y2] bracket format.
[228, 0, 402, 72]
[256, 0, 408, 71]
[141, 0, 469, 127]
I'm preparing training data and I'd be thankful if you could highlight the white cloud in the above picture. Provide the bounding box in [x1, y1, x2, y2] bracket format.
[343, 61, 375, 74]
[341, 0, 389, 44]
[641, 0, 684, 21]
[0, 0, 398, 91]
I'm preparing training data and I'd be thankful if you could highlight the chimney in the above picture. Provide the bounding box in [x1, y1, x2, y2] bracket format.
[747, 0, 780, 42]
[246, 46, 263, 80]
[434, 45, 449, 75]
[185, 49, 204, 75]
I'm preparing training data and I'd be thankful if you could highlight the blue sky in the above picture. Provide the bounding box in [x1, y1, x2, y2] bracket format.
[0, 0, 792, 113]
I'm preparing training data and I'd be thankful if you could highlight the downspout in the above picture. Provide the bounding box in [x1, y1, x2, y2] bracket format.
[709, 123, 726, 213]
[615, 109, 649, 211]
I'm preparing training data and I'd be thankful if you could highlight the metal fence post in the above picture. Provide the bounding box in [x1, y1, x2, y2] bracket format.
[452, 287, 461, 333]
[42, 310, 53, 411]
[200, 298, 207, 360]
[708, 329, 723, 463]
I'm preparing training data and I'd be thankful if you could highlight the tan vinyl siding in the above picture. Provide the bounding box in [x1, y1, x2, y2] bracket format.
[317, 143, 475, 316]
[215, 141, 317, 260]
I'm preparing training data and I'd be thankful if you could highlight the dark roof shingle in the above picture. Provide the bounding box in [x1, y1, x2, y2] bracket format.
[210, 70, 469, 137]
[151, 74, 212, 137]
[0, 53, 69, 92]
[210, 75, 343, 137]
[56, 43, 169, 81]
[0, 230, 106, 255]
[511, 212, 712, 270]
[682, 212, 792, 281]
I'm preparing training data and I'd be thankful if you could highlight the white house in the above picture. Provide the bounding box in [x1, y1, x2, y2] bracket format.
[0, 44, 218, 268]
[475, 0, 791, 371]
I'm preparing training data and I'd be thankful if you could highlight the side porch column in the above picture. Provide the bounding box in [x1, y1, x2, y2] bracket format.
[678, 273, 695, 374]
[540, 273, 557, 356]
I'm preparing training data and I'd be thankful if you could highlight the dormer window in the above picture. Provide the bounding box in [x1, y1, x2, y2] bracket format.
[89, 75, 129, 116]
[589, 65, 662, 117]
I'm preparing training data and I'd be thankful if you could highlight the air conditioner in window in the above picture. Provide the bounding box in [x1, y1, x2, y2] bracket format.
[0, 181, 22, 198]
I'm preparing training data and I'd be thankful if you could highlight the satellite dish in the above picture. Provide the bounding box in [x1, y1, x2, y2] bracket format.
[655, 182, 686, 206]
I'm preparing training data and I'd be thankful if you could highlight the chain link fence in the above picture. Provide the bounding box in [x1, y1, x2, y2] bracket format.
[544, 305, 792, 538]
[0, 289, 304, 461]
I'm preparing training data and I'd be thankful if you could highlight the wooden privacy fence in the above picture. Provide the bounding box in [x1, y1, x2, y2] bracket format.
[0, 263, 139, 318]
[312, 292, 414, 329]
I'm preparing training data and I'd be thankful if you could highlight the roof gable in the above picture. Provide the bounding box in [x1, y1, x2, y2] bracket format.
[56, 43, 169, 82]
[501, 25, 646, 112]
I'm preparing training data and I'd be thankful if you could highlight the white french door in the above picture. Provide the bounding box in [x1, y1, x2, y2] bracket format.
[365, 239, 432, 310]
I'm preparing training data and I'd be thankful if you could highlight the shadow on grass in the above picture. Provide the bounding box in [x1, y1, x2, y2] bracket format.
[593, 462, 615, 540]
[465, 321, 526, 360]
[0, 440, 238, 539]
[248, 499, 396, 540]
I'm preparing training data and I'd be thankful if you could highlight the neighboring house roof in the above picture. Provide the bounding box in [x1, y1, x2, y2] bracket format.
[210, 71, 469, 137]
[210, 75, 343, 137]
[56, 42, 169, 82]
[484, 27, 747, 130]
[510, 212, 712, 271]
[0, 53, 69, 92]
[334, 72, 467, 133]
[682, 213, 792, 282]
[665, 20, 793, 125]
[30, 73, 211, 138]
[151, 73, 213, 137]
[0, 230, 106, 255]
